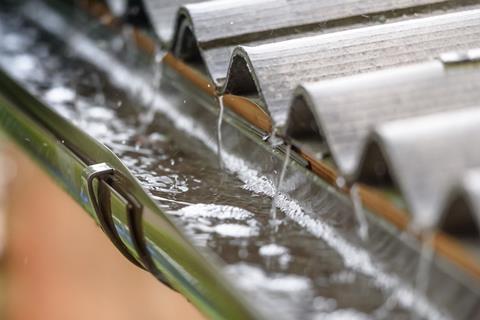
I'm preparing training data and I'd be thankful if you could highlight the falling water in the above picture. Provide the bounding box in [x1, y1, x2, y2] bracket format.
[137, 48, 164, 135]
[270, 144, 292, 233]
[266, 127, 286, 234]
[216, 94, 225, 170]
[134, 47, 166, 150]
[268, 127, 283, 148]
[412, 233, 435, 320]
[350, 184, 369, 241]
[91, 72, 106, 107]
[336, 176, 346, 189]
[121, 24, 135, 66]
[152, 48, 164, 90]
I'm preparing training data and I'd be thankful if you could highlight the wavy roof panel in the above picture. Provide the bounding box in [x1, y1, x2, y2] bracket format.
[357, 107, 480, 230]
[286, 57, 480, 177]
[223, 9, 480, 126]
[173, 0, 480, 85]
[104, 0, 480, 234]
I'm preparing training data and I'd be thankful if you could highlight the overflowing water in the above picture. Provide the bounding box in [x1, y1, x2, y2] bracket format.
[216, 94, 225, 169]
[270, 144, 291, 234]
[121, 24, 136, 65]
[413, 234, 435, 320]
[0, 4, 474, 320]
[350, 184, 369, 241]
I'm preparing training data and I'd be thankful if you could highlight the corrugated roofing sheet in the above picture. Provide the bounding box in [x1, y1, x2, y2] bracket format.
[360, 107, 480, 230]
[286, 58, 480, 177]
[443, 169, 480, 234]
[172, 0, 480, 85]
[103, 0, 480, 233]
[223, 9, 480, 126]
[285, 51, 480, 230]
[143, 0, 207, 44]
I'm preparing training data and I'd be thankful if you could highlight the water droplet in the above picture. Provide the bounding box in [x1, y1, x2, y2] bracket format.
[335, 176, 346, 189]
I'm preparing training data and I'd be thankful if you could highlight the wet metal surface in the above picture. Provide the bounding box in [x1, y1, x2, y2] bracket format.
[0, 5, 479, 319]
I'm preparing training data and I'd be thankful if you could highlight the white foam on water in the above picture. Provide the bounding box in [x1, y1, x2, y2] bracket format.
[44, 86, 75, 104]
[173, 203, 254, 221]
[226, 263, 311, 293]
[312, 296, 337, 312]
[4, 33, 32, 52]
[2, 54, 37, 81]
[259, 243, 289, 257]
[84, 106, 115, 120]
[329, 271, 356, 284]
[172, 204, 259, 238]
[31, 10, 450, 320]
[313, 309, 370, 320]
[214, 223, 258, 238]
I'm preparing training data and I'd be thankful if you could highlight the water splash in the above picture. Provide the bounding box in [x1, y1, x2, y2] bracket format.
[350, 184, 369, 241]
[268, 128, 283, 148]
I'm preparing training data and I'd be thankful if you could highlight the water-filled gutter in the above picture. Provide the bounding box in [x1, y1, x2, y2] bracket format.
[0, 68, 260, 320]
[3, 1, 480, 318]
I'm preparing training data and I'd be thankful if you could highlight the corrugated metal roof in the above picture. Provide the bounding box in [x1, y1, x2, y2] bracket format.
[9, 3, 480, 316]
[442, 169, 480, 234]
[102, 0, 480, 234]
[357, 107, 480, 230]
[143, 0, 207, 44]
[285, 51, 480, 230]
[172, 0, 480, 85]
[223, 9, 480, 126]
[286, 57, 480, 177]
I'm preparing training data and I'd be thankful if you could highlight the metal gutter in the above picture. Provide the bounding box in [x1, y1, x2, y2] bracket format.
[164, 41, 480, 283]
[74, 0, 480, 284]
[4, 1, 480, 318]
[0, 69, 260, 320]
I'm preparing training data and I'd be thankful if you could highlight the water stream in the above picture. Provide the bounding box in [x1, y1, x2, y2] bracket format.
[350, 184, 369, 241]
[413, 233, 435, 320]
[270, 144, 291, 234]
[216, 94, 224, 170]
